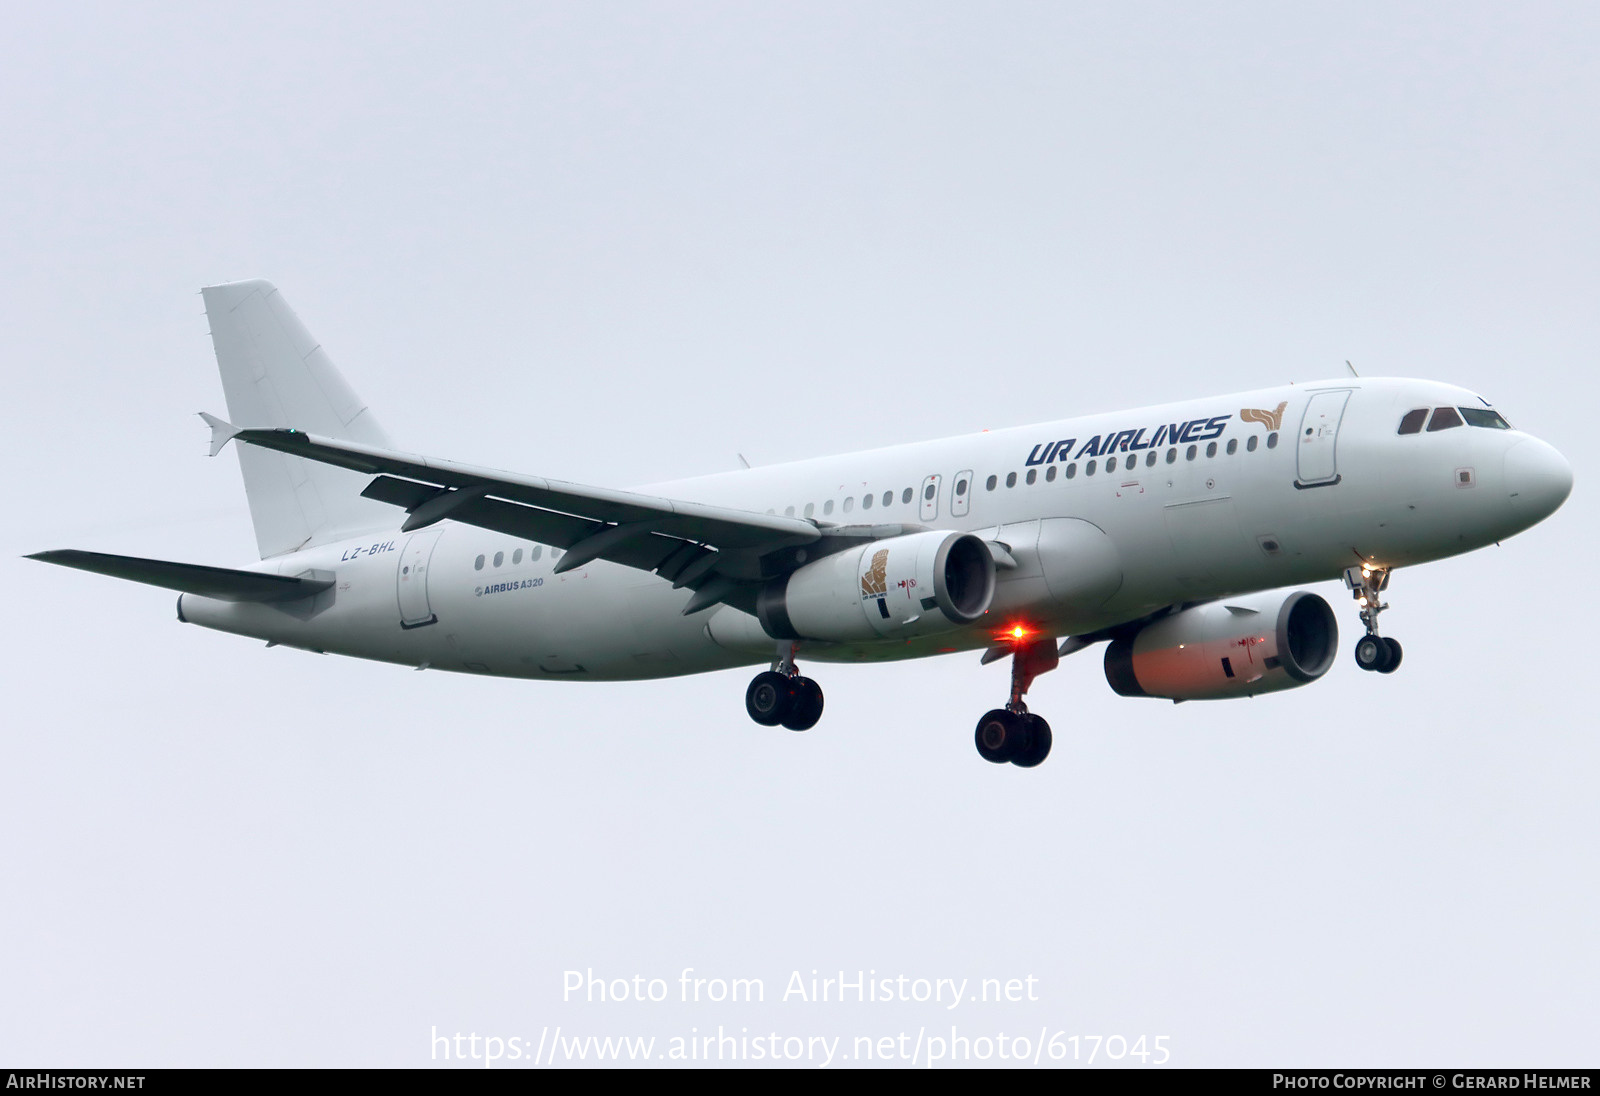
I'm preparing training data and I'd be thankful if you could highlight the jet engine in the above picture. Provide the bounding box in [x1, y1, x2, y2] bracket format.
[1103, 590, 1338, 701]
[757, 530, 995, 643]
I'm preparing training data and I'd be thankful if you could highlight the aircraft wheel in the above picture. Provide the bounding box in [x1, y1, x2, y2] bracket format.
[746, 671, 793, 726]
[1354, 634, 1391, 673]
[974, 709, 1030, 764]
[781, 677, 824, 731]
[1012, 715, 1053, 768]
[1378, 637, 1403, 674]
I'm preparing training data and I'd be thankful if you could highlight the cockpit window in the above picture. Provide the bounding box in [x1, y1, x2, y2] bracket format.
[1397, 408, 1428, 435]
[1459, 407, 1512, 430]
[1426, 406, 1464, 432]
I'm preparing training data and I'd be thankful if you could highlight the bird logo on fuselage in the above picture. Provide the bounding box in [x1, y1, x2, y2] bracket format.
[1239, 401, 1288, 431]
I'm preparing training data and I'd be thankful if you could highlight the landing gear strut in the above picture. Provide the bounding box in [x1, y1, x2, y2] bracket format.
[975, 637, 1057, 767]
[745, 642, 824, 731]
[1345, 564, 1403, 674]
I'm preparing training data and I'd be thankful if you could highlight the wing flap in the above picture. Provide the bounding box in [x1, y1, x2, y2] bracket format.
[27, 550, 333, 603]
[445, 497, 717, 577]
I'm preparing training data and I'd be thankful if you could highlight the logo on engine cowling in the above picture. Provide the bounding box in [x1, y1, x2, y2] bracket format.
[861, 549, 889, 599]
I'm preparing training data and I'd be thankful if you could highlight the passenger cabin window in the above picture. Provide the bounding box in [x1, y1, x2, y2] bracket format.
[493, 551, 504, 567]
[862, 492, 873, 510]
[883, 490, 894, 506]
[804, 502, 815, 518]
[1106, 456, 1117, 472]
[902, 487, 913, 504]
[1045, 465, 1057, 482]
[530, 546, 543, 561]
[986, 475, 997, 491]
[823, 500, 834, 515]
[1460, 407, 1512, 429]
[1006, 472, 1017, 488]
[1226, 438, 1237, 455]
[474, 554, 485, 570]
[1247, 435, 1258, 452]
[1026, 468, 1037, 484]
[1397, 408, 1428, 434]
[1065, 463, 1077, 479]
[513, 548, 523, 564]
[1427, 407, 1464, 432]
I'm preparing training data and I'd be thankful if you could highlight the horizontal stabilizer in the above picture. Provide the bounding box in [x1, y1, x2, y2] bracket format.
[26, 550, 333, 603]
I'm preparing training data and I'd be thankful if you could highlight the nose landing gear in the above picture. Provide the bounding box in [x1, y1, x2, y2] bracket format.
[745, 643, 824, 731]
[1346, 564, 1403, 674]
[974, 637, 1058, 767]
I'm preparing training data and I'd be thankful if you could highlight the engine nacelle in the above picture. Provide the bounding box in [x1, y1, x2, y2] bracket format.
[757, 530, 995, 643]
[1103, 590, 1338, 701]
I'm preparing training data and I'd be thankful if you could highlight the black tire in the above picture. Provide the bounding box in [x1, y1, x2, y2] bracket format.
[1378, 637, 1403, 674]
[1354, 634, 1390, 673]
[1012, 715, 1053, 768]
[745, 671, 793, 726]
[974, 709, 1030, 764]
[781, 677, 824, 731]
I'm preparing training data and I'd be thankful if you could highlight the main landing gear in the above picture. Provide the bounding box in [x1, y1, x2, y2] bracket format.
[1345, 564, 1403, 674]
[745, 643, 824, 732]
[975, 637, 1059, 768]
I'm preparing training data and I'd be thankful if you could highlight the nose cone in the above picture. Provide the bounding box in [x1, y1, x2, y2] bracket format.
[1504, 437, 1574, 525]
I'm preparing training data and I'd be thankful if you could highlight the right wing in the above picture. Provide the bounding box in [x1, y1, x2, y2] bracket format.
[209, 420, 829, 615]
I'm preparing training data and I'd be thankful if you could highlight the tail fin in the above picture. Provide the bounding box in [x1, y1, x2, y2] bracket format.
[202, 280, 397, 558]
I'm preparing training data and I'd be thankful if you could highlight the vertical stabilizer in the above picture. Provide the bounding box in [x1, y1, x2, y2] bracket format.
[202, 280, 397, 558]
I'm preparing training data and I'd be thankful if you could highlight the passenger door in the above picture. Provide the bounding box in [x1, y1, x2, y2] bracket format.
[1295, 390, 1351, 488]
[397, 528, 444, 628]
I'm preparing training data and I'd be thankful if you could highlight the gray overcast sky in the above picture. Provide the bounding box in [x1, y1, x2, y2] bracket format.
[2, 1, 1595, 1068]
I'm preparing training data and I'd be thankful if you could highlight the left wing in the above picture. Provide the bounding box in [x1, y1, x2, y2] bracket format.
[208, 418, 825, 615]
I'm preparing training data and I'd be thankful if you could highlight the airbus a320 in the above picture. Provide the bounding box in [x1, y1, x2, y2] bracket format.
[30, 281, 1573, 767]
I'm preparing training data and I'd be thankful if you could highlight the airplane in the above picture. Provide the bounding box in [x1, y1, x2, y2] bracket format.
[28, 280, 1573, 768]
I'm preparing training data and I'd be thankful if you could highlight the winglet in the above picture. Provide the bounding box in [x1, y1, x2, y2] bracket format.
[198, 412, 241, 457]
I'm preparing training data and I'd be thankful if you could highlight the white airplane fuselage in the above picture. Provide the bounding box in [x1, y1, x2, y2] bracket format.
[176, 376, 1571, 682]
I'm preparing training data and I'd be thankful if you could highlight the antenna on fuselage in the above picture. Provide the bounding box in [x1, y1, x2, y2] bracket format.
[737, 453, 752, 470]
[1345, 359, 1360, 377]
